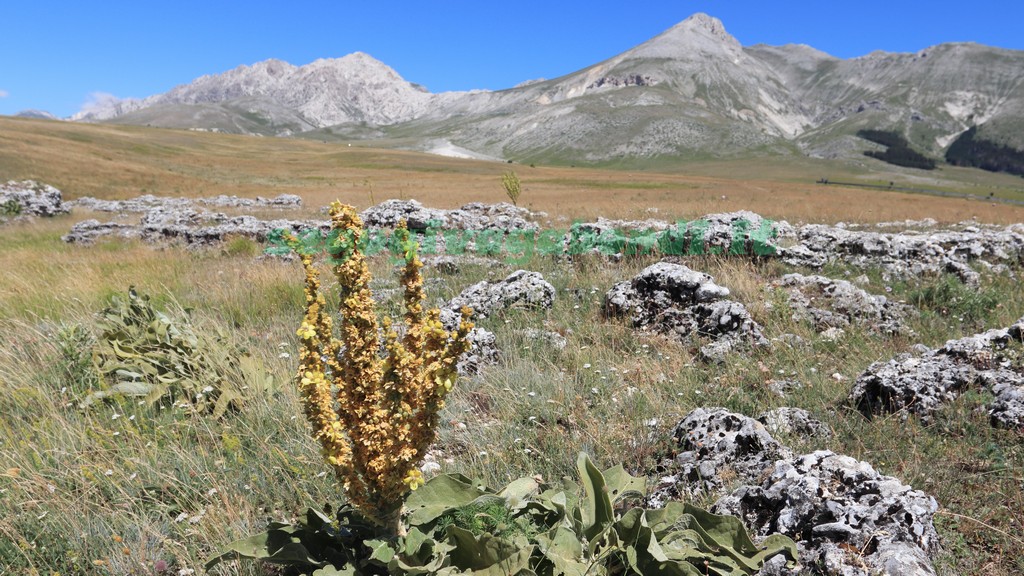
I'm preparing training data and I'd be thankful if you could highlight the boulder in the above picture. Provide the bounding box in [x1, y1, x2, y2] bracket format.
[1, 180, 70, 218]
[647, 407, 792, 502]
[650, 408, 939, 576]
[604, 262, 767, 360]
[851, 318, 1024, 425]
[714, 450, 939, 576]
[445, 270, 555, 321]
[781, 222, 1024, 282]
[360, 199, 539, 232]
[774, 273, 914, 336]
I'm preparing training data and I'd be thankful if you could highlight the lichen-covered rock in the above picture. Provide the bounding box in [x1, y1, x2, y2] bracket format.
[1, 180, 70, 218]
[990, 382, 1024, 429]
[849, 353, 975, 421]
[446, 270, 555, 320]
[647, 407, 792, 503]
[774, 273, 914, 336]
[604, 262, 766, 359]
[757, 407, 832, 439]
[713, 450, 939, 576]
[649, 408, 939, 576]
[851, 318, 1024, 425]
[456, 327, 498, 376]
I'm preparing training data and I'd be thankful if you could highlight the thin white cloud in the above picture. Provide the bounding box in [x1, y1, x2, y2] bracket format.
[0, 89, 9, 98]
[73, 91, 131, 120]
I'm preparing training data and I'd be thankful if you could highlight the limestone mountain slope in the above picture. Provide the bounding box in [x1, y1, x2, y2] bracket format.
[75, 13, 1024, 165]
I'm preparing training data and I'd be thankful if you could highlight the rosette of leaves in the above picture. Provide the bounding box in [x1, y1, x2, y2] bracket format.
[83, 287, 274, 417]
[207, 453, 796, 575]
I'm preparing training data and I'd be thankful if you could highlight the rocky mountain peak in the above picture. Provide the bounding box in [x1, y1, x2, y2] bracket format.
[626, 12, 742, 60]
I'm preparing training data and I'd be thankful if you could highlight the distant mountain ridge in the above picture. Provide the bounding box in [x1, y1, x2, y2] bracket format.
[72, 13, 1024, 167]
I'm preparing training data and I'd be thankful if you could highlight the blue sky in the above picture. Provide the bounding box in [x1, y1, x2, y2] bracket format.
[2, 1, 1022, 118]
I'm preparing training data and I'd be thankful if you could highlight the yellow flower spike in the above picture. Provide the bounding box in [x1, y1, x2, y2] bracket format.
[290, 203, 470, 536]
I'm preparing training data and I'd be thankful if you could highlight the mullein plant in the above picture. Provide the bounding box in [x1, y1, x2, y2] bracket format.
[209, 203, 798, 575]
[292, 202, 472, 536]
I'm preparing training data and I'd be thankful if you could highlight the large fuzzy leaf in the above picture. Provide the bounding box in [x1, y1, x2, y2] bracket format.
[405, 473, 490, 526]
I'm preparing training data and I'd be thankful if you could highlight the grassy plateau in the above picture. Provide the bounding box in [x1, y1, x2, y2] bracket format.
[1, 117, 1023, 575]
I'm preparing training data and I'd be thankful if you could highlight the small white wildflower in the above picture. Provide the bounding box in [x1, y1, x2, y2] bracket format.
[138, 400, 146, 405]
[112, 431, 120, 437]
[573, 304, 580, 310]
[60, 387, 67, 394]
[128, 415, 136, 421]
[104, 469, 113, 476]
[47, 484, 56, 493]
[316, 471, 328, 478]
[527, 391, 537, 397]
[207, 488, 218, 497]
[278, 352, 291, 359]
[590, 387, 599, 394]
[128, 472, 137, 481]
[456, 422, 467, 430]
[478, 451, 488, 457]
[201, 386, 214, 394]
[111, 413, 121, 420]
[583, 363, 592, 369]
[178, 568, 196, 576]
[174, 512, 188, 523]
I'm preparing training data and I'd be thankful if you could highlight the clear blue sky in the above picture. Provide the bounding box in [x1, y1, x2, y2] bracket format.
[2, 1, 1022, 118]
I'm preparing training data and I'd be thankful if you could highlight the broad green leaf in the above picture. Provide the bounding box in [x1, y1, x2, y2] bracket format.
[405, 473, 489, 526]
[577, 453, 614, 541]
[498, 475, 541, 507]
[535, 527, 587, 576]
[600, 464, 646, 505]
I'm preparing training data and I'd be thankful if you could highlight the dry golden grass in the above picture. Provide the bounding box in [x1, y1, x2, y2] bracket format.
[4, 116, 1024, 225]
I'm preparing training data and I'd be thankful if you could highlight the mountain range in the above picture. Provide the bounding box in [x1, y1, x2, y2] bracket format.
[67, 13, 1024, 168]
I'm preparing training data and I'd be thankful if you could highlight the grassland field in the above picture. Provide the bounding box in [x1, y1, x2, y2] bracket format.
[1, 117, 1023, 575]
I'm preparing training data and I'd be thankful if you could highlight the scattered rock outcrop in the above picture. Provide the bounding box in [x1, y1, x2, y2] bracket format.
[604, 262, 767, 360]
[1, 180, 70, 219]
[437, 270, 556, 375]
[774, 273, 914, 336]
[360, 199, 540, 232]
[650, 408, 939, 576]
[567, 211, 793, 257]
[714, 451, 939, 576]
[71, 193, 302, 212]
[850, 317, 1024, 428]
[63, 206, 324, 245]
[444, 270, 555, 321]
[781, 222, 1024, 282]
